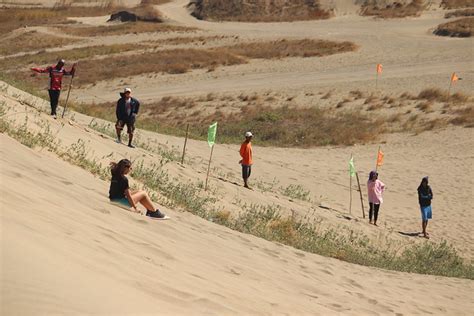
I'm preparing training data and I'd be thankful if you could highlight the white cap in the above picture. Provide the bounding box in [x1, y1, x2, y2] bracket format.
[124, 87, 131, 93]
[245, 131, 253, 137]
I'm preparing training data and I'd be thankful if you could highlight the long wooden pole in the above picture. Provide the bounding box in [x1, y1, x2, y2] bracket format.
[349, 154, 353, 215]
[375, 72, 379, 91]
[375, 145, 381, 172]
[356, 171, 365, 219]
[61, 67, 75, 119]
[181, 124, 189, 165]
[205, 145, 214, 191]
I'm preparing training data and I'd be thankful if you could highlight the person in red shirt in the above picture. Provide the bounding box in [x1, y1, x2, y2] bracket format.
[239, 131, 253, 189]
[31, 59, 75, 118]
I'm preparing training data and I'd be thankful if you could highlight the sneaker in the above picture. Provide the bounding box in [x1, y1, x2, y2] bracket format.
[128, 144, 135, 148]
[115, 138, 122, 144]
[52, 114, 57, 119]
[146, 209, 166, 219]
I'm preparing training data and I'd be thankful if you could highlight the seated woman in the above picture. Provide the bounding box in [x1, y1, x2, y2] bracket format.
[109, 159, 167, 219]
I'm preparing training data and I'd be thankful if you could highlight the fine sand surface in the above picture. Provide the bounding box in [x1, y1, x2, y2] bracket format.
[1, 79, 474, 314]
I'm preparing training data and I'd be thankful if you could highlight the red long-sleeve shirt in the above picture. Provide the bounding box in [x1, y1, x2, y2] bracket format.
[31, 65, 74, 90]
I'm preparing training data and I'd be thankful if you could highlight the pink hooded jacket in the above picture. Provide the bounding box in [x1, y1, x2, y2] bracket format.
[367, 179, 385, 204]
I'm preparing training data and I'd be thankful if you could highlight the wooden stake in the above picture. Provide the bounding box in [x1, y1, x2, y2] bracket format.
[205, 145, 215, 191]
[180, 124, 189, 165]
[61, 71, 75, 118]
[349, 154, 353, 215]
[356, 171, 365, 219]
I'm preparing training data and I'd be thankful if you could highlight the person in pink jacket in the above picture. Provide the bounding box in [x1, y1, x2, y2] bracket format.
[367, 170, 385, 226]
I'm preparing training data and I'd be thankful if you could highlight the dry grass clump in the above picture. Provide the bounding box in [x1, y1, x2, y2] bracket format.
[445, 8, 474, 18]
[71, 48, 245, 86]
[0, 31, 81, 56]
[434, 17, 473, 37]
[145, 35, 226, 46]
[217, 39, 357, 59]
[417, 88, 470, 103]
[189, 0, 332, 22]
[441, 0, 474, 9]
[361, 0, 425, 18]
[0, 5, 122, 35]
[139, 0, 172, 4]
[57, 22, 194, 37]
[450, 106, 474, 127]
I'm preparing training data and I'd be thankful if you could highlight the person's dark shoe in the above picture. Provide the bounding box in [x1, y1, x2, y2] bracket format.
[128, 144, 135, 148]
[146, 209, 166, 219]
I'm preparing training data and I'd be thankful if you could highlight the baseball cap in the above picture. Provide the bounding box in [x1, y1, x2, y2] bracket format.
[58, 59, 65, 64]
[124, 87, 132, 93]
[245, 131, 253, 137]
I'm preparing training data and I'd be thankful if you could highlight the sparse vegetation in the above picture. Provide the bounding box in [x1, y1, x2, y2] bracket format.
[361, 0, 425, 18]
[441, 0, 474, 9]
[445, 8, 474, 18]
[0, 4, 122, 35]
[1, 101, 473, 279]
[434, 17, 473, 37]
[190, 0, 332, 22]
[57, 22, 194, 37]
[217, 39, 357, 59]
[0, 31, 81, 56]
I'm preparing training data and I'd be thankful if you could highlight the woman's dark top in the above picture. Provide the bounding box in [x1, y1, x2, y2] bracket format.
[109, 174, 129, 199]
[417, 185, 433, 207]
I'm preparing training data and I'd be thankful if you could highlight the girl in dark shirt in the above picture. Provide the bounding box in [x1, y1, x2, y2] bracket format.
[417, 176, 433, 238]
[109, 159, 167, 219]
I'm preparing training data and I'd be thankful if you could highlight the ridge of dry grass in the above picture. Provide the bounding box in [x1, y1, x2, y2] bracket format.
[1, 39, 356, 89]
[445, 8, 474, 18]
[0, 5, 123, 35]
[441, 0, 474, 9]
[434, 17, 473, 37]
[189, 0, 332, 22]
[0, 31, 82, 56]
[57, 22, 196, 37]
[361, 0, 425, 18]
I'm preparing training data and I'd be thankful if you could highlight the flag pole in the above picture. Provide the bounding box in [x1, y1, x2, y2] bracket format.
[205, 145, 214, 191]
[349, 154, 353, 215]
[375, 146, 381, 172]
[355, 171, 365, 218]
[375, 72, 379, 91]
[61, 69, 75, 119]
[180, 123, 189, 165]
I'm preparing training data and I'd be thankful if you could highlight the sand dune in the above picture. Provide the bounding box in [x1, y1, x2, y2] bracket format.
[1, 77, 474, 314]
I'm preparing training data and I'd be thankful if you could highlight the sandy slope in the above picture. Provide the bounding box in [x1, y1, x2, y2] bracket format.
[1, 104, 474, 315]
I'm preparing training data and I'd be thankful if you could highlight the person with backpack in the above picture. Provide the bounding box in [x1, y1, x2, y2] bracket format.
[109, 159, 168, 219]
[31, 59, 75, 118]
[417, 176, 433, 239]
[115, 88, 140, 148]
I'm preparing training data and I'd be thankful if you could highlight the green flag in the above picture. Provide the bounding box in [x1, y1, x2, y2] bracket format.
[207, 122, 217, 147]
[349, 156, 356, 177]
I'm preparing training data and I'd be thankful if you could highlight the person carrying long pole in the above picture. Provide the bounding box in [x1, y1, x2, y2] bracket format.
[31, 59, 75, 119]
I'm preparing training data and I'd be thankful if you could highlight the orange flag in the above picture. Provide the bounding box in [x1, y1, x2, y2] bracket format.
[376, 64, 383, 74]
[451, 72, 459, 83]
[376, 149, 384, 167]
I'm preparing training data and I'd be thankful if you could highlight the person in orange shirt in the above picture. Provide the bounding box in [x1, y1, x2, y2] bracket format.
[239, 131, 253, 189]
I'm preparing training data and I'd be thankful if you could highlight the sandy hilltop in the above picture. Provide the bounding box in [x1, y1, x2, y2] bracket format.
[1, 0, 474, 315]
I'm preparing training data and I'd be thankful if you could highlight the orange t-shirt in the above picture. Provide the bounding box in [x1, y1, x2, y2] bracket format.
[240, 142, 253, 165]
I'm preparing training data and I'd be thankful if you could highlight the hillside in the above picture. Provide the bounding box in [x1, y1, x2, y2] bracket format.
[2, 82, 474, 315]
